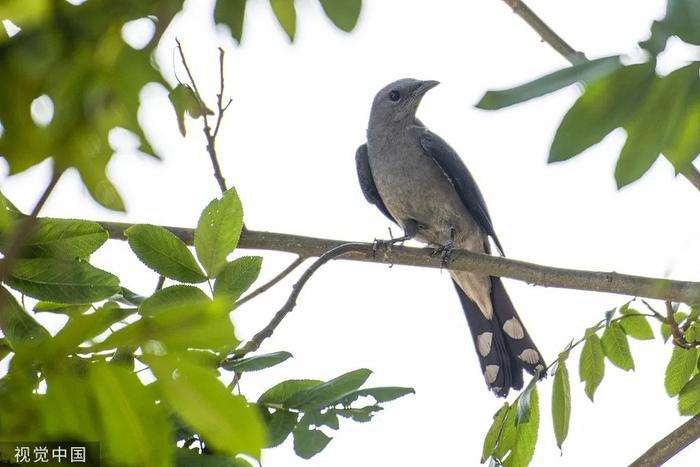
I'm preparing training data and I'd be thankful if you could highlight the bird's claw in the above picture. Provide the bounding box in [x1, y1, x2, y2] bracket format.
[432, 227, 456, 270]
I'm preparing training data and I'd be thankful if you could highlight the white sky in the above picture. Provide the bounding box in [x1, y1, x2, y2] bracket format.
[3, 0, 700, 465]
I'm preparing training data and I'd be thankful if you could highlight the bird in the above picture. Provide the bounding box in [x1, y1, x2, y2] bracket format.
[355, 78, 545, 397]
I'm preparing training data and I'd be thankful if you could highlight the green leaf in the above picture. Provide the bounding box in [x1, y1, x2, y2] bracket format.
[615, 63, 700, 188]
[0, 285, 51, 351]
[665, 346, 698, 397]
[318, 0, 361, 32]
[549, 62, 655, 162]
[552, 361, 571, 450]
[6, 258, 120, 304]
[504, 387, 539, 467]
[476, 56, 621, 110]
[168, 84, 211, 137]
[89, 362, 172, 467]
[258, 379, 323, 406]
[43, 371, 100, 440]
[195, 188, 244, 278]
[339, 386, 415, 405]
[175, 448, 252, 467]
[678, 374, 700, 415]
[139, 285, 211, 316]
[269, 0, 296, 41]
[661, 0, 700, 46]
[292, 426, 331, 459]
[619, 314, 654, 340]
[264, 409, 298, 448]
[33, 301, 91, 315]
[661, 323, 672, 343]
[126, 224, 206, 283]
[285, 368, 372, 410]
[214, 0, 247, 44]
[601, 322, 634, 371]
[301, 410, 339, 430]
[221, 351, 292, 372]
[213, 256, 262, 307]
[17, 218, 108, 259]
[481, 403, 510, 462]
[579, 334, 605, 401]
[148, 356, 265, 459]
[334, 405, 381, 422]
[665, 80, 700, 172]
[516, 377, 537, 425]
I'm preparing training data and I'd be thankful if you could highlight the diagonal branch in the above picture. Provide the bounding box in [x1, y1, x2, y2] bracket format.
[629, 414, 700, 466]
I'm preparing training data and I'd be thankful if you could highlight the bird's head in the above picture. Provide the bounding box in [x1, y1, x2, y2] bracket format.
[369, 78, 439, 125]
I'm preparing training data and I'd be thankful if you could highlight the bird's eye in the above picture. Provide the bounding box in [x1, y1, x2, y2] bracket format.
[388, 90, 401, 102]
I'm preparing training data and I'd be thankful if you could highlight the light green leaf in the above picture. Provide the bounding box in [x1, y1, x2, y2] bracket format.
[292, 426, 332, 459]
[549, 62, 654, 162]
[214, 0, 247, 44]
[139, 285, 211, 316]
[89, 362, 172, 467]
[6, 258, 120, 304]
[33, 301, 91, 315]
[174, 448, 251, 467]
[665, 346, 698, 397]
[213, 256, 262, 307]
[270, 0, 296, 41]
[126, 224, 206, 283]
[552, 361, 571, 450]
[601, 322, 634, 371]
[318, 0, 361, 32]
[481, 403, 510, 462]
[579, 334, 605, 401]
[665, 81, 700, 172]
[258, 379, 323, 406]
[148, 356, 265, 459]
[18, 218, 108, 259]
[678, 374, 700, 415]
[619, 314, 654, 340]
[221, 351, 292, 372]
[43, 371, 100, 440]
[285, 368, 372, 410]
[195, 188, 244, 278]
[504, 387, 539, 467]
[476, 56, 621, 110]
[264, 409, 298, 448]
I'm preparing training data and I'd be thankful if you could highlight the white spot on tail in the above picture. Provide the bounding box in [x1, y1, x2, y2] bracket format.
[519, 348, 540, 365]
[503, 318, 525, 339]
[484, 365, 499, 384]
[477, 332, 493, 357]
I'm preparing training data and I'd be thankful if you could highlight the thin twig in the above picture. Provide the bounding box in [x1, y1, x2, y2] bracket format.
[629, 414, 700, 466]
[154, 275, 166, 293]
[228, 243, 365, 359]
[666, 301, 699, 348]
[236, 255, 308, 308]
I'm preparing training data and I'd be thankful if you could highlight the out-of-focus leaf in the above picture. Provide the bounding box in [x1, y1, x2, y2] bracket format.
[476, 56, 620, 110]
[221, 351, 292, 372]
[33, 301, 91, 315]
[660, 0, 700, 47]
[213, 256, 262, 308]
[167, 84, 211, 137]
[318, 0, 361, 32]
[139, 285, 211, 316]
[601, 322, 634, 371]
[615, 63, 699, 188]
[148, 356, 265, 459]
[665, 80, 700, 173]
[269, 0, 296, 41]
[195, 188, 244, 278]
[43, 371, 99, 440]
[579, 334, 605, 401]
[264, 409, 298, 448]
[285, 369, 372, 410]
[126, 224, 206, 283]
[549, 62, 654, 162]
[214, 0, 247, 44]
[89, 362, 172, 467]
[258, 379, 323, 407]
[665, 346, 698, 397]
[481, 403, 509, 462]
[14, 218, 108, 259]
[292, 426, 331, 459]
[6, 258, 120, 304]
[678, 374, 700, 415]
[174, 448, 252, 467]
[0, 285, 50, 351]
[552, 361, 571, 450]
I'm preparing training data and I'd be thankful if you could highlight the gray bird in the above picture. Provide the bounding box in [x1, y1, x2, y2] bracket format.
[355, 78, 545, 397]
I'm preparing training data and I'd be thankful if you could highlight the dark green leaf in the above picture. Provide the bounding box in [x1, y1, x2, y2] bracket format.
[678, 374, 700, 415]
[616, 63, 699, 188]
[662, 0, 700, 46]
[17, 218, 107, 259]
[0, 285, 51, 351]
[221, 351, 292, 372]
[139, 285, 211, 316]
[665, 346, 698, 397]
[619, 314, 654, 340]
[269, 0, 296, 41]
[334, 405, 381, 422]
[552, 361, 571, 450]
[339, 386, 414, 405]
[601, 322, 634, 370]
[213, 256, 262, 307]
[481, 403, 510, 462]
[214, 0, 247, 44]
[476, 56, 620, 110]
[195, 188, 244, 278]
[579, 334, 605, 401]
[665, 80, 700, 172]
[89, 362, 172, 467]
[292, 426, 331, 459]
[168, 84, 211, 137]
[505, 387, 540, 467]
[285, 368, 372, 410]
[549, 62, 654, 162]
[264, 409, 298, 448]
[318, 0, 361, 32]
[149, 356, 265, 459]
[258, 379, 323, 406]
[126, 224, 206, 283]
[301, 410, 339, 430]
[6, 258, 120, 304]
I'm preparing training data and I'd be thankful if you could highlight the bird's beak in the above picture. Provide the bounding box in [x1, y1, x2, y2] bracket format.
[414, 80, 440, 96]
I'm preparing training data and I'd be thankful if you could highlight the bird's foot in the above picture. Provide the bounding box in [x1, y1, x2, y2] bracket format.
[431, 227, 456, 270]
[372, 227, 411, 258]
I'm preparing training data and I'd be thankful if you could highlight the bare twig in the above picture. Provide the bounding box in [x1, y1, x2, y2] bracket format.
[630, 414, 700, 466]
[154, 275, 166, 293]
[236, 255, 308, 308]
[680, 166, 700, 193]
[228, 243, 365, 359]
[96, 219, 700, 304]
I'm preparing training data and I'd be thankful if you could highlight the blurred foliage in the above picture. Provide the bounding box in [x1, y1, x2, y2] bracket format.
[477, 0, 700, 188]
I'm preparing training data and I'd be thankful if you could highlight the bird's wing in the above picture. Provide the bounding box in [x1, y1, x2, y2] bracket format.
[417, 128, 505, 256]
[355, 143, 396, 223]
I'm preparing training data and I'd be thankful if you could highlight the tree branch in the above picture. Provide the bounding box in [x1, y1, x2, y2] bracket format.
[236, 255, 308, 308]
[96, 219, 700, 304]
[630, 414, 700, 466]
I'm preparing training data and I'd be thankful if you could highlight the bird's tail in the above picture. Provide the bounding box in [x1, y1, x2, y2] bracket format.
[452, 276, 545, 397]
